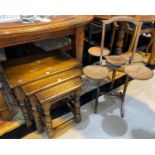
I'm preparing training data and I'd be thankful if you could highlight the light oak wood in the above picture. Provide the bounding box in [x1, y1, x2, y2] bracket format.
[75, 26, 85, 63]
[105, 55, 126, 66]
[121, 52, 144, 63]
[83, 65, 109, 80]
[22, 68, 82, 133]
[2, 50, 80, 129]
[88, 46, 109, 57]
[148, 34, 155, 65]
[124, 63, 154, 80]
[0, 15, 93, 64]
[22, 68, 82, 96]
[0, 16, 93, 48]
[36, 78, 83, 138]
[36, 78, 83, 103]
[0, 89, 11, 120]
[14, 87, 32, 127]
[2, 50, 80, 88]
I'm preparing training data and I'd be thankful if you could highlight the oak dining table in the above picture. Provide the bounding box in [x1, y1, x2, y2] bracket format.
[94, 15, 155, 65]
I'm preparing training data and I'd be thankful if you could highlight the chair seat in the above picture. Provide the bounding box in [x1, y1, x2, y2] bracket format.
[22, 68, 82, 96]
[88, 46, 110, 57]
[124, 63, 154, 80]
[2, 50, 80, 88]
[33, 37, 71, 52]
[36, 78, 83, 103]
[83, 65, 109, 80]
[105, 55, 126, 66]
[121, 52, 144, 63]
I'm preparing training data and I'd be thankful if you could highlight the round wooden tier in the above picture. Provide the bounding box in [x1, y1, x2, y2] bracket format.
[105, 55, 126, 66]
[124, 63, 154, 80]
[83, 65, 109, 80]
[121, 52, 144, 63]
[88, 46, 110, 57]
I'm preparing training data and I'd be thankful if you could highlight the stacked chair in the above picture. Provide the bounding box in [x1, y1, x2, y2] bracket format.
[83, 16, 154, 117]
[1, 50, 83, 138]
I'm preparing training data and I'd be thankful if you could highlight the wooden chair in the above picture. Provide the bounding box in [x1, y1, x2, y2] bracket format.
[35, 78, 83, 138]
[1, 50, 80, 128]
[21, 68, 82, 133]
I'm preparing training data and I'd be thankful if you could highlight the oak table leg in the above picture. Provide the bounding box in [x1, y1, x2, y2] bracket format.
[42, 102, 54, 138]
[75, 26, 85, 64]
[0, 88, 10, 120]
[14, 87, 32, 128]
[115, 23, 126, 54]
[29, 96, 44, 133]
[74, 90, 81, 123]
[148, 34, 155, 65]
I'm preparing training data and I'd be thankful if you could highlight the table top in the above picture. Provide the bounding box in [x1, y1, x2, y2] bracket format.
[95, 15, 155, 22]
[0, 15, 93, 48]
[0, 15, 93, 33]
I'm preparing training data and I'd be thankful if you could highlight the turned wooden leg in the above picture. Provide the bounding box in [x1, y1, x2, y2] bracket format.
[88, 23, 93, 63]
[94, 80, 100, 113]
[110, 69, 116, 89]
[75, 26, 85, 64]
[109, 23, 116, 51]
[29, 96, 44, 133]
[74, 90, 81, 123]
[42, 102, 54, 138]
[115, 22, 126, 54]
[0, 73, 16, 118]
[0, 88, 11, 120]
[148, 34, 155, 65]
[14, 87, 32, 128]
[120, 75, 129, 117]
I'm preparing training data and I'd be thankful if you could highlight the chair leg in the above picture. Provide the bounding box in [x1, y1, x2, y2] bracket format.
[94, 80, 100, 113]
[29, 96, 44, 133]
[74, 90, 81, 123]
[110, 69, 116, 89]
[120, 75, 129, 117]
